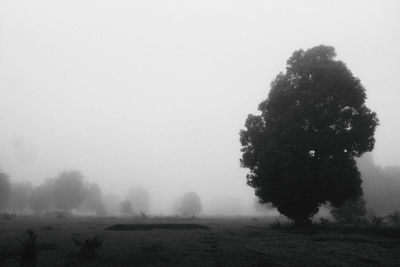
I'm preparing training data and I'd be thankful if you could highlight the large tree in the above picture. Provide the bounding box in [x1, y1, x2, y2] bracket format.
[240, 45, 378, 224]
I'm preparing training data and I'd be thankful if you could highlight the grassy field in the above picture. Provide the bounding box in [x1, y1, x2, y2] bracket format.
[1, 215, 400, 266]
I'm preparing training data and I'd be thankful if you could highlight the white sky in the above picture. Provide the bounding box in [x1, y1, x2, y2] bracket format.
[0, 0, 399, 214]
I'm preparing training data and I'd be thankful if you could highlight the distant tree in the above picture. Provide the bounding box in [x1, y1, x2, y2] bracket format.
[125, 187, 150, 215]
[52, 170, 86, 212]
[240, 45, 378, 225]
[29, 179, 55, 214]
[79, 182, 107, 216]
[331, 197, 367, 224]
[102, 193, 121, 216]
[176, 192, 202, 216]
[120, 200, 133, 216]
[8, 181, 33, 213]
[0, 171, 11, 211]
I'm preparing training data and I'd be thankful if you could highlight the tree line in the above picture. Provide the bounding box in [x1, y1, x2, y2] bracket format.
[0, 170, 202, 217]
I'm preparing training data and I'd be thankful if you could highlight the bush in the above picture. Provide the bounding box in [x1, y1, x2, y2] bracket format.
[19, 229, 39, 266]
[331, 198, 367, 224]
[72, 235, 103, 259]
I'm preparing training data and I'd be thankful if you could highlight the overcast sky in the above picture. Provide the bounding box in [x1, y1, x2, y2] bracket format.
[0, 0, 399, 214]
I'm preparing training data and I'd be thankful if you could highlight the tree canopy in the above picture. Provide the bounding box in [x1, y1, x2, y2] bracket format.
[240, 45, 378, 224]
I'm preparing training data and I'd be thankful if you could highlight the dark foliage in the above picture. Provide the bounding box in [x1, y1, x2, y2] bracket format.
[72, 235, 103, 259]
[240, 45, 378, 224]
[331, 197, 367, 224]
[19, 229, 39, 267]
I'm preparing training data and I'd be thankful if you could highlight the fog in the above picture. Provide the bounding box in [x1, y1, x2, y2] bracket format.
[0, 0, 399, 216]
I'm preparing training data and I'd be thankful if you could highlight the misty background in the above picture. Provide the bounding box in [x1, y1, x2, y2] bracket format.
[0, 0, 399, 215]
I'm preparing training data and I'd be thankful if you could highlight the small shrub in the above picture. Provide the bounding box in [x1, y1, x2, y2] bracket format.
[72, 235, 103, 259]
[19, 229, 39, 266]
[387, 211, 400, 227]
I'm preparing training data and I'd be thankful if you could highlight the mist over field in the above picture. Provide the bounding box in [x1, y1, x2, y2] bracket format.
[0, 0, 399, 217]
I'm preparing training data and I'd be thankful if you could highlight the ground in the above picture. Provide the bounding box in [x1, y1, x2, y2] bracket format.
[1, 216, 400, 266]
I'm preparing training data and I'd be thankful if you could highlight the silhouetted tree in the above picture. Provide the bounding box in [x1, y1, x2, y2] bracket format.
[240, 45, 378, 224]
[0, 171, 11, 211]
[120, 200, 133, 216]
[176, 192, 202, 216]
[53, 170, 86, 212]
[125, 187, 150, 215]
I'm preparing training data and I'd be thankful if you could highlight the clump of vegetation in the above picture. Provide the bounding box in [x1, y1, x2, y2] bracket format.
[19, 229, 39, 267]
[72, 235, 103, 259]
[331, 198, 367, 225]
[387, 211, 400, 227]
